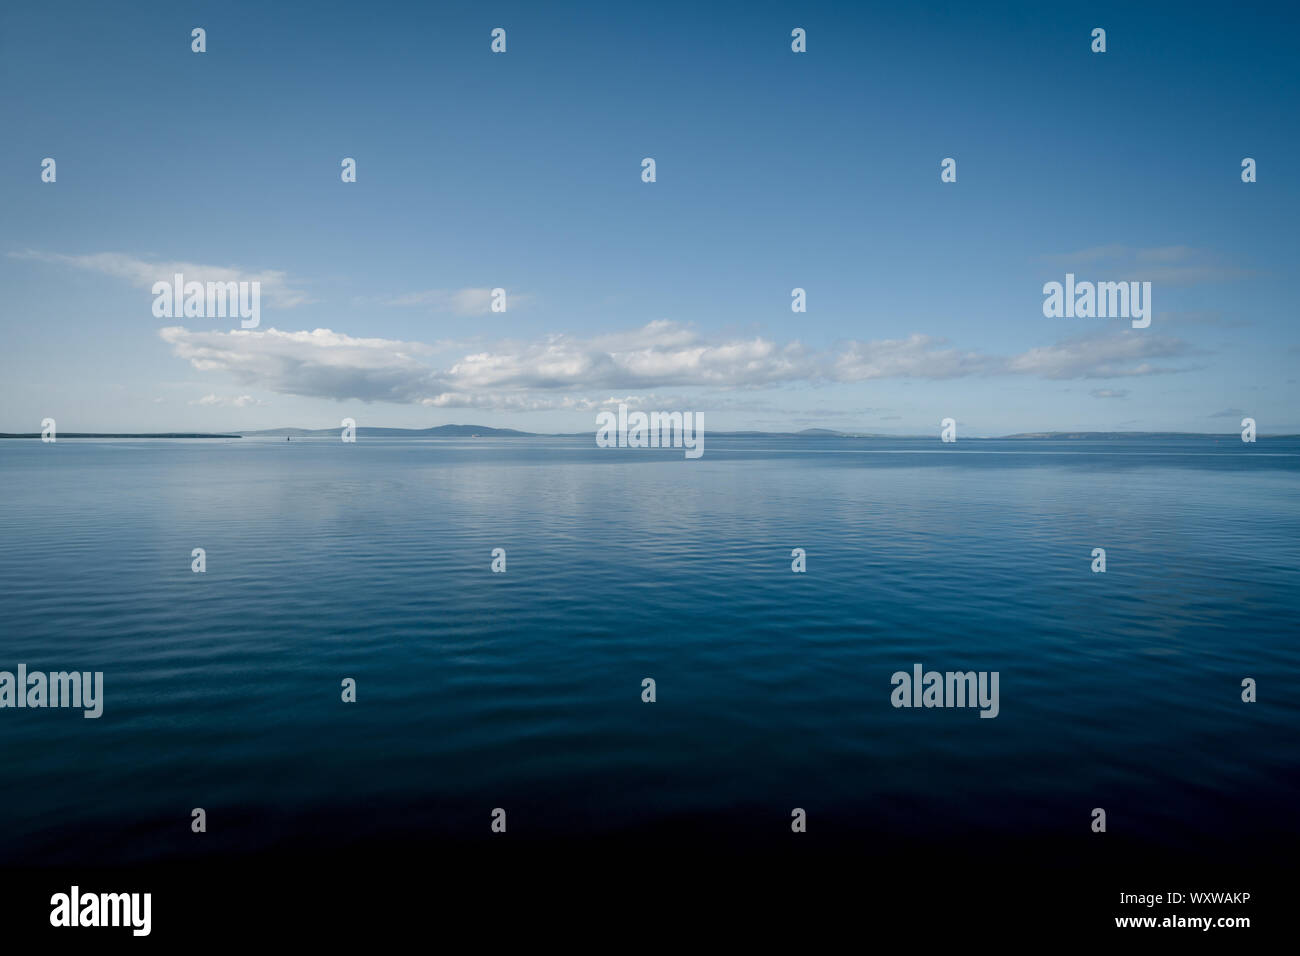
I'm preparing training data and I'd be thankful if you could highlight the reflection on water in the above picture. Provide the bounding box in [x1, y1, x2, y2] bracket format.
[0, 437, 1296, 864]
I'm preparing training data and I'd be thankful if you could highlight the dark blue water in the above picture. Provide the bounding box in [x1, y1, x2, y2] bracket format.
[1, 437, 1297, 865]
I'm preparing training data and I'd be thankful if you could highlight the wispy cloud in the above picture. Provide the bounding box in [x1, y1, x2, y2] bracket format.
[831, 335, 1001, 381]
[362, 287, 533, 315]
[1040, 244, 1255, 285]
[1006, 329, 1195, 379]
[10, 250, 313, 307]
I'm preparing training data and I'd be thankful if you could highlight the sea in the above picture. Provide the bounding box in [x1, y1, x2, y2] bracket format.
[1, 436, 1296, 875]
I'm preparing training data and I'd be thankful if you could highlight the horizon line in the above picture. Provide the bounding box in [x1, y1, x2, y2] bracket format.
[1, 425, 1291, 441]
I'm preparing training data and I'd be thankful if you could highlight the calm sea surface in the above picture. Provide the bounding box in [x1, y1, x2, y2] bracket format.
[1, 437, 1297, 864]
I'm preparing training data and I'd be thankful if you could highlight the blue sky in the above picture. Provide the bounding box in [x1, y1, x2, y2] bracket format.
[2, 0, 1297, 434]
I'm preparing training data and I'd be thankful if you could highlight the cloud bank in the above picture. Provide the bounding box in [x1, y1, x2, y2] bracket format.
[159, 320, 1196, 410]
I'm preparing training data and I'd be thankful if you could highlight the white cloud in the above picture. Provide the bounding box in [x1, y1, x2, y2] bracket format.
[159, 320, 1196, 410]
[162, 326, 438, 403]
[189, 393, 266, 407]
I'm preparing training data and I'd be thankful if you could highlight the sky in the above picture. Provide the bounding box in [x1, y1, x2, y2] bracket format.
[2, 0, 1297, 435]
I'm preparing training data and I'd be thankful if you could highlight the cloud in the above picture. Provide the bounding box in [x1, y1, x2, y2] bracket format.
[444, 327, 815, 390]
[1089, 389, 1129, 399]
[189, 393, 266, 407]
[1040, 245, 1254, 285]
[1005, 329, 1194, 379]
[368, 287, 533, 314]
[830, 335, 1001, 381]
[420, 393, 611, 412]
[10, 250, 312, 307]
[159, 320, 1196, 410]
[161, 326, 439, 403]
